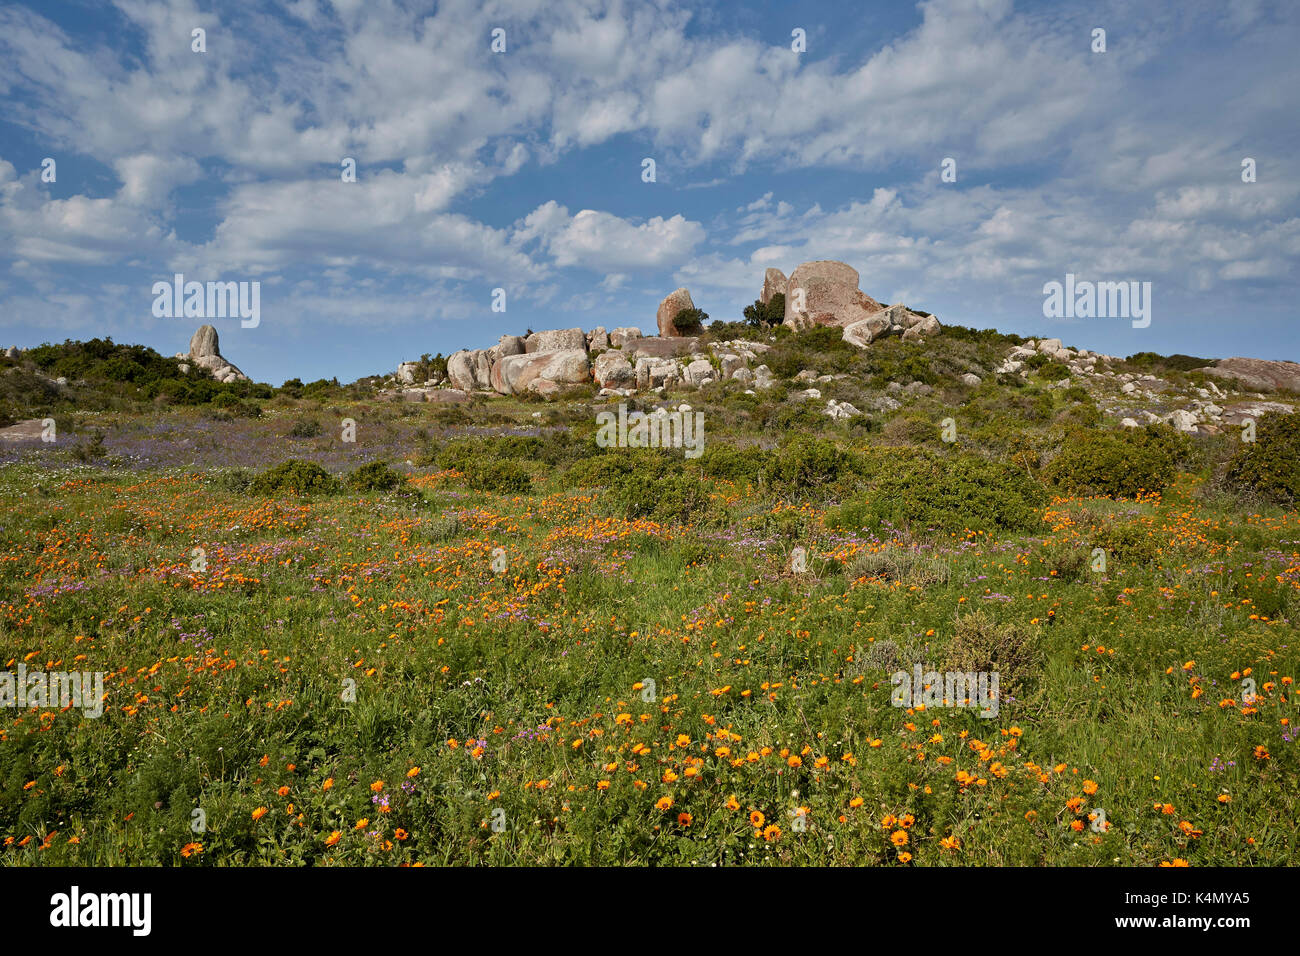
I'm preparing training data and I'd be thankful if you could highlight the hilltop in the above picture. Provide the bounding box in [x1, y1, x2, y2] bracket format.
[4, 259, 1297, 464]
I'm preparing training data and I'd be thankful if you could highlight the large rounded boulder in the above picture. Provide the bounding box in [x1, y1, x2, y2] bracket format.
[656, 288, 697, 337]
[783, 261, 883, 330]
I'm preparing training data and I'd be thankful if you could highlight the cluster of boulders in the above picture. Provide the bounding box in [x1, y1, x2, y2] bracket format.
[995, 337, 1118, 376]
[175, 325, 248, 383]
[389, 259, 944, 403]
[994, 338, 1296, 435]
[761, 260, 942, 346]
[407, 325, 781, 402]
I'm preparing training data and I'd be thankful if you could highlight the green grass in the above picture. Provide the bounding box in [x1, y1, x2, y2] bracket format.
[1, 332, 1298, 866]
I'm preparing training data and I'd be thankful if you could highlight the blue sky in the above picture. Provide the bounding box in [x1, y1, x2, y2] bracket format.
[0, 0, 1297, 385]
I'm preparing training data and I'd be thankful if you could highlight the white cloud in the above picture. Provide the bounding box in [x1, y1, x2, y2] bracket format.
[521, 203, 706, 271]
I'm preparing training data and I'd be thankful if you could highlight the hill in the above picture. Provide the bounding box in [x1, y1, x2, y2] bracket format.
[1, 265, 1298, 867]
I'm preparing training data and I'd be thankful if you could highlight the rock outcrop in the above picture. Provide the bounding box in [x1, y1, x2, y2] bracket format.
[180, 325, 248, 383]
[761, 268, 787, 305]
[842, 311, 893, 348]
[496, 335, 526, 357]
[447, 349, 494, 391]
[626, 336, 699, 361]
[492, 349, 590, 396]
[593, 349, 635, 388]
[901, 314, 941, 342]
[783, 261, 883, 330]
[609, 327, 642, 348]
[755, 260, 940, 348]
[1203, 358, 1300, 394]
[525, 328, 587, 354]
[656, 288, 697, 337]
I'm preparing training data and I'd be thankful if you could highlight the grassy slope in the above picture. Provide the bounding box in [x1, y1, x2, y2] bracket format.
[0, 330, 1297, 866]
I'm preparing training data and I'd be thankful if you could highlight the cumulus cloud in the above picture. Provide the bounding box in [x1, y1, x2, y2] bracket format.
[520, 203, 705, 272]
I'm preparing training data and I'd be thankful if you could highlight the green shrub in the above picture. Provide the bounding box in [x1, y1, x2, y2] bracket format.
[748, 508, 808, 541]
[289, 418, 322, 438]
[249, 459, 341, 496]
[882, 414, 941, 446]
[859, 340, 937, 387]
[211, 392, 262, 418]
[766, 326, 855, 378]
[1043, 426, 1188, 498]
[415, 515, 462, 542]
[942, 325, 1026, 348]
[567, 452, 638, 488]
[698, 444, 768, 484]
[742, 293, 785, 329]
[763, 402, 827, 433]
[611, 471, 712, 525]
[1034, 362, 1070, 382]
[461, 457, 531, 494]
[433, 433, 592, 470]
[1036, 538, 1092, 581]
[942, 611, 1043, 703]
[347, 461, 404, 492]
[206, 468, 253, 494]
[1224, 411, 1300, 505]
[767, 436, 858, 492]
[1023, 352, 1052, 371]
[1088, 519, 1161, 564]
[71, 431, 108, 463]
[673, 308, 709, 335]
[828, 451, 1045, 535]
[1124, 352, 1212, 374]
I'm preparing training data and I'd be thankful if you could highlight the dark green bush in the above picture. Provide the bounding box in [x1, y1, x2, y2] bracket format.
[211, 392, 262, 418]
[1224, 411, 1300, 505]
[704, 320, 769, 343]
[942, 325, 1026, 348]
[347, 461, 404, 492]
[567, 452, 638, 488]
[942, 611, 1043, 702]
[1034, 362, 1071, 382]
[207, 469, 253, 494]
[766, 436, 858, 492]
[610, 471, 712, 525]
[1036, 538, 1093, 581]
[828, 451, 1045, 534]
[249, 459, 341, 496]
[1043, 426, 1188, 498]
[762, 402, 827, 433]
[858, 340, 937, 387]
[1090, 519, 1162, 563]
[433, 433, 592, 471]
[698, 444, 768, 484]
[766, 326, 856, 378]
[71, 431, 108, 463]
[672, 308, 709, 335]
[882, 414, 942, 446]
[461, 457, 532, 494]
[742, 293, 785, 329]
[1124, 352, 1212, 374]
[289, 418, 322, 438]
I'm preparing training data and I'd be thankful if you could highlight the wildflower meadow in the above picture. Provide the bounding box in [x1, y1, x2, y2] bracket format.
[2, 367, 1297, 868]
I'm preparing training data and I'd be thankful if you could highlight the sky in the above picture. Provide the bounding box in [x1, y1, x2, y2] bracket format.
[0, 0, 1297, 385]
